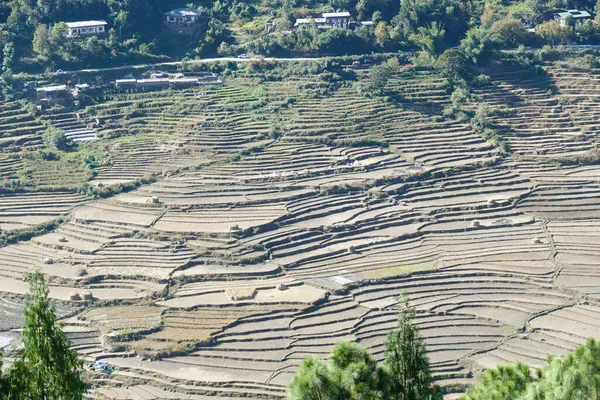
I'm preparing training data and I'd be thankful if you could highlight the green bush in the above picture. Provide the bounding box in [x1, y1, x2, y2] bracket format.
[42, 128, 73, 151]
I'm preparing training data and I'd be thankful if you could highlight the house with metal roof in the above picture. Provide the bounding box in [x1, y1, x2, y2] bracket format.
[554, 9, 592, 26]
[164, 8, 204, 24]
[322, 12, 351, 28]
[295, 11, 351, 29]
[294, 17, 326, 28]
[65, 20, 107, 37]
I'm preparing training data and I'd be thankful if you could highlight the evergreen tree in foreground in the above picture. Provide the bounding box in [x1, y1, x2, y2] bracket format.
[382, 295, 442, 400]
[462, 337, 600, 400]
[0, 352, 7, 397]
[288, 295, 440, 400]
[6, 269, 85, 400]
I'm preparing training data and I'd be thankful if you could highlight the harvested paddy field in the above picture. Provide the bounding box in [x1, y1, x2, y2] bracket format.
[1, 57, 600, 398]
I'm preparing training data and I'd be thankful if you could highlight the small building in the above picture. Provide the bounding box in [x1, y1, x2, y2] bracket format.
[115, 74, 223, 91]
[322, 12, 351, 29]
[36, 85, 71, 106]
[164, 8, 204, 24]
[75, 83, 90, 92]
[65, 20, 107, 37]
[554, 9, 591, 26]
[294, 17, 326, 28]
[295, 11, 352, 29]
[115, 79, 137, 89]
[36, 85, 67, 98]
[136, 78, 170, 88]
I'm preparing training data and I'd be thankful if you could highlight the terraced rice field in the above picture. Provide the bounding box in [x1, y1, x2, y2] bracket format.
[1, 58, 600, 399]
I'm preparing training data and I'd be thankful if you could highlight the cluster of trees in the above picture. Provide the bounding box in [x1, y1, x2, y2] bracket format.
[0, 270, 85, 399]
[0, 0, 219, 72]
[3, 0, 600, 71]
[288, 293, 600, 400]
[288, 295, 443, 400]
[241, 0, 600, 59]
[463, 337, 600, 400]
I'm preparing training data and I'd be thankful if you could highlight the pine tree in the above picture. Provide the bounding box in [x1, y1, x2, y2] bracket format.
[462, 362, 532, 400]
[329, 341, 382, 400]
[382, 294, 442, 400]
[0, 351, 7, 397]
[7, 269, 85, 400]
[288, 356, 340, 400]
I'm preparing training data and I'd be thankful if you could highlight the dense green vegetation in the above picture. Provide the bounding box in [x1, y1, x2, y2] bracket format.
[2, 0, 600, 72]
[0, 270, 85, 399]
[462, 338, 600, 400]
[288, 296, 442, 400]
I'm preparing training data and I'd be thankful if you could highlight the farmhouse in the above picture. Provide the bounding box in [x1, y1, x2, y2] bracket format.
[294, 17, 326, 28]
[295, 11, 351, 29]
[164, 8, 204, 25]
[322, 12, 351, 28]
[36, 85, 70, 106]
[554, 9, 592, 26]
[65, 20, 107, 37]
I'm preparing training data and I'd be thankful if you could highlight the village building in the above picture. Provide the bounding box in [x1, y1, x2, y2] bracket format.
[294, 11, 351, 29]
[115, 73, 222, 90]
[65, 20, 107, 37]
[36, 85, 70, 106]
[322, 12, 351, 29]
[554, 9, 592, 26]
[164, 8, 204, 25]
[294, 17, 326, 28]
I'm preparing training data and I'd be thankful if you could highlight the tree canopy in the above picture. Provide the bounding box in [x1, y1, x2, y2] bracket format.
[462, 337, 600, 400]
[288, 295, 441, 400]
[2, 269, 85, 399]
[0, 0, 599, 72]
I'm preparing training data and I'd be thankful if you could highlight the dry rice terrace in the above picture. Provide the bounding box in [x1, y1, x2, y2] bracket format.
[1, 57, 600, 399]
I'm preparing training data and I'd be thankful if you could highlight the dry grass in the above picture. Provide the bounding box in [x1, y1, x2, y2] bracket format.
[79, 305, 163, 334]
[225, 287, 257, 300]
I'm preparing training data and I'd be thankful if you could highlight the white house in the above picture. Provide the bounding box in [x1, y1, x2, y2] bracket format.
[554, 9, 592, 26]
[164, 8, 204, 24]
[322, 12, 351, 29]
[295, 11, 351, 29]
[65, 20, 107, 37]
[294, 17, 326, 28]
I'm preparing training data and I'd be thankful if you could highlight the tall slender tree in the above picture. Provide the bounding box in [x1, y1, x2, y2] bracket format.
[382, 295, 442, 400]
[6, 269, 85, 400]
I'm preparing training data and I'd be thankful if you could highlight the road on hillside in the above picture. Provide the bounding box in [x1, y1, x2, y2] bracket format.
[49, 56, 320, 76]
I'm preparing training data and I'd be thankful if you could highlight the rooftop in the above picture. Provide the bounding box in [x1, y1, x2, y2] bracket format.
[165, 8, 203, 17]
[556, 9, 591, 18]
[36, 85, 67, 92]
[295, 18, 326, 25]
[322, 12, 351, 18]
[65, 20, 108, 28]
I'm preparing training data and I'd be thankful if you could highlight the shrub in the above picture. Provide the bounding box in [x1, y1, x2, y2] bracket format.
[471, 103, 490, 130]
[451, 86, 470, 108]
[471, 74, 490, 88]
[283, 97, 297, 107]
[42, 128, 73, 151]
[556, 149, 600, 166]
